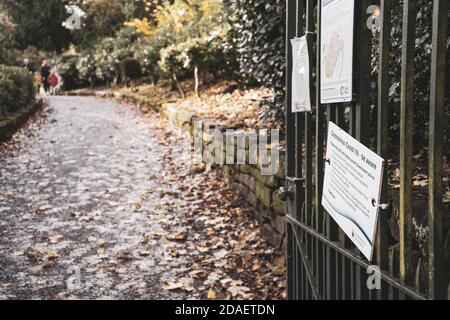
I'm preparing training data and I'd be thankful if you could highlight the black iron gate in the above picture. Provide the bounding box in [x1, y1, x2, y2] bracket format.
[285, 0, 449, 300]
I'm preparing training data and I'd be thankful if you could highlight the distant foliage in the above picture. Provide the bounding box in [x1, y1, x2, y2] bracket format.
[76, 53, 96, 88]
[2, 0, 72, 53]
[121, 58, 142, 81]
[57, 54, 80, 90]
[0, 65, 35, 115]
[0, 11, 16, 65]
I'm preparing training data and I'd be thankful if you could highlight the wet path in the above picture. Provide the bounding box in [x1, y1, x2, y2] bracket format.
[0, 96, 285, 300]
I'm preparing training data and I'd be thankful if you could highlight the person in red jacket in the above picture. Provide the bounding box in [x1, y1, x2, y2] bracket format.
[48, 69, 59, 96]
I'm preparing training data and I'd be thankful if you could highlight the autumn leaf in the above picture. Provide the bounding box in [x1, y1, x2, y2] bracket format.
[117, 251, 133, 262]
[166, 231, 187, 242]
[131, 202, 142, 212]
[207, 290, 217, 299]
[227, 285, 250, 297]
[47, 252, 58, 260]
[24, 249, 41, 260]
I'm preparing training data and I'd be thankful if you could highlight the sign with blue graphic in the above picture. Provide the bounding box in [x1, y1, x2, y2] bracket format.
[322, 122, 384, 261]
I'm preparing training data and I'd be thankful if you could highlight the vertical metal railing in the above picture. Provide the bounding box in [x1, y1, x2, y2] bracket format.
[286, 0, 448, 300]
[376, 0, 392, 300]
[428, 0, 448, 300]
[399, 0, 416, 287]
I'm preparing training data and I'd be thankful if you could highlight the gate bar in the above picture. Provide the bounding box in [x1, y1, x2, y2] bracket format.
[399, 0, 416, 285]
[376, 0, 392, 299]
[287, 215, 427, 300]
[428, 0, 448, 300]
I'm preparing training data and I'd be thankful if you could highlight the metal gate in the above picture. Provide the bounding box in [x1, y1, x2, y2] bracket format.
[285, 0, 449, 300]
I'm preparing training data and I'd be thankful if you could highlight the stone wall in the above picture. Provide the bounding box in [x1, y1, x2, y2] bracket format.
[160, 102, 287, 249]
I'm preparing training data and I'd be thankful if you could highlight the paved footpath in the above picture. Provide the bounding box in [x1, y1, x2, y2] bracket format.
[0, 96, 285, 300]
[0, 96, 190, 299]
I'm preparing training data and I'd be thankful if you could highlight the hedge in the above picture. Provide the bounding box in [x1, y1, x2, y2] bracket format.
[0, 65, 36, 116]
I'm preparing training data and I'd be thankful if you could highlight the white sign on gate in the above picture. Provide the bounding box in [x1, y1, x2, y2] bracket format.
[291, 36, 312, 112]
[322, 122, 384, 261]
[320, 0, 355, 103]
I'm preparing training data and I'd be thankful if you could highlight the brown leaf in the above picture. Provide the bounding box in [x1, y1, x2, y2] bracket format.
[207, 290, 217, 299]
[47, 252, 58, 260]
[24, 249, 41, 260]
[117, 251, 133, 262]
[166, 232, 187, 242]
[141, 234, 149, 244]
[131, 202, 142, 212]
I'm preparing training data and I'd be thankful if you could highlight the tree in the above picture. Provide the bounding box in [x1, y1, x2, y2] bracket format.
[71, 0, 126, 49]
[0, 9, 16, 64]
[2, 0, 72, 53]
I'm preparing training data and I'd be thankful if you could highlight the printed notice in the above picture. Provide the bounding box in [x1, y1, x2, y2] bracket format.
[291, 36, 312, 112]
[320, 0, 355, 103]
[322, 122, 384, 261]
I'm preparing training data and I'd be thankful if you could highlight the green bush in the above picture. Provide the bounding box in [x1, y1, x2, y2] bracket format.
[0, 65, 35, 115]
[94, 37, 119, 86]
[225, 0, 286, 123]
[76, 53, 97, 88]
[57, 54, 81, 90]
[121, 58, 141, 81]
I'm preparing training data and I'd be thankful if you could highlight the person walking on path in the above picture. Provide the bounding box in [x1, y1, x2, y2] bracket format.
[48, 68, 59, 95]
[34, 72, 43, 94]
[23, 58, 33, 74]
[40, 59, 51, 94]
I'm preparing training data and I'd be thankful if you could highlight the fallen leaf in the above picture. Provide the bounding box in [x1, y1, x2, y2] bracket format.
[24, 249, 41, 260]
[227, 285, 250, 297]
[131, 203, 142, 212]
[141, 234, 149, 244]
[214, 250, 229, 259]
[117, 251, 133, 262]
[162, 282, 183, 291]
[49, 235, 63, 244]
[139, 251, 151, 257]
[271, 265, 286, 277]
[252, 264, 261, 271]
[47, 252, 58, 260]
[166, 232, 187, 242]
[207, 290, 217, 299]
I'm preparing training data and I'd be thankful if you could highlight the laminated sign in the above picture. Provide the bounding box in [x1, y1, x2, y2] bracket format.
[320, 0, 355, 103]
[322, 122, 385, 261]
[291, 36, 312, 113]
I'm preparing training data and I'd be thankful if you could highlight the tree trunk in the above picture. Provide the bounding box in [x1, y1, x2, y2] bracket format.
[194, 66, 200, 97]
[172, 73, 185, 99]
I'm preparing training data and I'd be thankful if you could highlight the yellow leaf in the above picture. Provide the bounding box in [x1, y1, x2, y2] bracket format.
[207, 290, 217, 300]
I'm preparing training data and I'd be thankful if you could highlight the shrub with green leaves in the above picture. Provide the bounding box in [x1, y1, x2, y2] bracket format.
[76, 53, 97, 88]
[225, 0, 286, 123]
[0, 65, 35, 115]
[121, 58, 141, 82]
[93, 37, 119, 86]
[57, 54, 80, 90]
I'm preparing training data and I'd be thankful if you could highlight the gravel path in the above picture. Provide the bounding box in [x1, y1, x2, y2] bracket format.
[0, 96, 286, 300]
